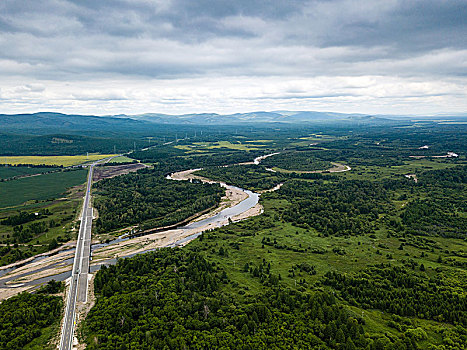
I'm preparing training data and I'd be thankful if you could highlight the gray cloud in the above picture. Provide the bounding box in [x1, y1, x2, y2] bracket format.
[0, 0, 466, 114]
[1, 0, 466, 78]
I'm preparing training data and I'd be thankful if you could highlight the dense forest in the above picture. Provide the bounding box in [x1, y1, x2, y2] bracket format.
[0, 281, 63, 350]
[323, 264, 466, 326]
[197, 165, 287, 191]
[261, 151, 332, 171]
[196, 164, 335, 192]
[0, 133, 150, 156]
[93, 168, 224, 233]
[278, 179, 392, 236]
[399, 166, 467, 238]
[84, 248, 434, 350]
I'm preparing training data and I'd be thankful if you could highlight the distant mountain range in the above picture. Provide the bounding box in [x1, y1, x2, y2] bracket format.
[0, 112, 147, 134]
[113, 111, 398, 125]
[1, 111, 466, 135]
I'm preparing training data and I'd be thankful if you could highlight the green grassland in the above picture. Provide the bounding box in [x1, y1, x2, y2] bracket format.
[0, 166, 60, 180]
[192, 196, 466, 287]
[0, 169, 87, 208]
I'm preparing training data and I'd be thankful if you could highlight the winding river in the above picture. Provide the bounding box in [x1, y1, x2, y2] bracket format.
[0, 151, 350, 296]
[0, 170, 261, 292]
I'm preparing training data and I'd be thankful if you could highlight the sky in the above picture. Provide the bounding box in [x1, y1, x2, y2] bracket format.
[0, 0, 466, 116]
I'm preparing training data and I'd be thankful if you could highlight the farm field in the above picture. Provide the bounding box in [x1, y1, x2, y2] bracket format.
[0, 166, 59, 180]
[0, 167, 87, 266]
[0, 169, 87, 208]
[2, 154, 117, 166]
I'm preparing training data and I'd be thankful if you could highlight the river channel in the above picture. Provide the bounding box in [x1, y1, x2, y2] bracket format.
[0, 179, 259, 290]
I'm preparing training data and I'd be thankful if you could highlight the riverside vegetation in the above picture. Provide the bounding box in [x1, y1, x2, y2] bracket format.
[1, 122, 466, 349]
[82, 124, 466, 349]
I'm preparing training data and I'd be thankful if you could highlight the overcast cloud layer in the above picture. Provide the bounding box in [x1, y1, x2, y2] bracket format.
[0, 0, 466, 115]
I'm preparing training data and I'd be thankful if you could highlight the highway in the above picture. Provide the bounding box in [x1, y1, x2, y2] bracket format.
[59, 160, 99, 350]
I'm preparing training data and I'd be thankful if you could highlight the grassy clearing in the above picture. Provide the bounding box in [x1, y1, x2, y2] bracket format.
[2, 154, 117, 166]
[173, 144, 208, 152]
[339, 158, 464, 181]
[208, 140, 268, 150]
[0, 169, 87, 208]
[175, 140, 268, 152]
[298, 134, 336, 141]
[290, 134, 342, 146]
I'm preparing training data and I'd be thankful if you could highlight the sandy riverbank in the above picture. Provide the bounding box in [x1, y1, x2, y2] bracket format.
[0, 168, 261, 300]
[91, 169, 259, 260]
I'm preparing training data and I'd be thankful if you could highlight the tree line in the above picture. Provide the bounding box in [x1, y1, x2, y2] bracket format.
[93, 168, 224, 233]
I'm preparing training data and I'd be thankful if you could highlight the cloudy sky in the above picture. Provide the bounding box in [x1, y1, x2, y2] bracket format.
[0, 0, 466, 116]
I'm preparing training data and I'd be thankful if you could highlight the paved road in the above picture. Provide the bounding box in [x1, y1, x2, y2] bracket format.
[59, 160, 100, 350]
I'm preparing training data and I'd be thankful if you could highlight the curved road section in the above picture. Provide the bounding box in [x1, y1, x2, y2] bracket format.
[59, 160, 101, 350]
